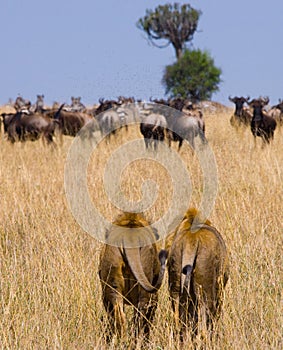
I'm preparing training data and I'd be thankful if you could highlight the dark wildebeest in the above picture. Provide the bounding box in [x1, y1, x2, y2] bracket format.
[249, 97, 277, 144]
[1, 113, 16, 134]
[53, 104, 98, 140]
[94, 98, 121, 118]
[140, 112, 168, 150]
[168, 97, 186, 112]
[1, 111, 58, 144]
[150, 97, 170, 106]
[228, 96, 252, 128]
[165, 208, 229, 343]
[146, 98, 180, 149]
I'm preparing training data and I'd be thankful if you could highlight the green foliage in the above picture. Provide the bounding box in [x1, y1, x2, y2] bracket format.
[162, 49, 222, 101]
[137, 3, 222, 100]
[137, 3, 201, 59]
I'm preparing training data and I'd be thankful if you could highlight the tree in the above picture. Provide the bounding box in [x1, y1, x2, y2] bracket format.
[137, 3, 201, 59]
[162, 49, 222, 101]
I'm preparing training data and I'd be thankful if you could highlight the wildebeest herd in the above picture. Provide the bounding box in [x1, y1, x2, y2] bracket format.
[1, 94, 281, 150]
[0, 95, 208, 150]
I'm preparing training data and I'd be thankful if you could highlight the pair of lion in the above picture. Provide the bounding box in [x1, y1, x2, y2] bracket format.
[98, 208, 229, 344]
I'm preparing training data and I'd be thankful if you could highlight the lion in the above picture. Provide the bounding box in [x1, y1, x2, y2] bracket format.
[165, 208, 229, 342]
[98, 212, 167, 342]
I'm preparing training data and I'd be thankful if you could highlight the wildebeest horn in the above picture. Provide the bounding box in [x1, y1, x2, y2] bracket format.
[99, 98, 104, 104]
[228, 96, 234, 102]
[262, 96, 269, 105]
[54, 103, 65, 119]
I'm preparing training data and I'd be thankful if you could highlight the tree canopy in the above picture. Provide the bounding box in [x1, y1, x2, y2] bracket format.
[137, 3, 201, 59]
[162, 49, 222, 101]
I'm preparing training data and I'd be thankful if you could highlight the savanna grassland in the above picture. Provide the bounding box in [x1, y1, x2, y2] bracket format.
[0, 106, 282, 349]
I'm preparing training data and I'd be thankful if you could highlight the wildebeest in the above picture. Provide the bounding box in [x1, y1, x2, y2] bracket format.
[14, 95, 31, 113]
[1, 113, 16, 134]
[94, 98, 121, 118]
[116, 104, 140, 131]
[116, 97, 142, 131]
[117, 96, 135, 105]
[1, 111, 58, 144]
[168, 97, 186, 112]
[99, 109, 122, 140]
[269, 99, 283, 127]
[70, 96, 86, 112]
[140, 113, 168, 150]
[31, 94, 45, 114]
[229, 96, 250, 117]
[99, 212, 167, 341]
[165, 208, 229, 342]
[150, 97, 170, 105]
[147, 97, 206, 150]
[167, 109, 207, 150]
[249, 97, 277, 144]
[52, 104, 97, 139]
[228, 96, 252, 128]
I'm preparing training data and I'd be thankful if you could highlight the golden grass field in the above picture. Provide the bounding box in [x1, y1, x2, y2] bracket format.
[0, 106, 282, 349]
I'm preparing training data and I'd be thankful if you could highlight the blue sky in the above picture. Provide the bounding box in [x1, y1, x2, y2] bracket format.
[1, 0, 283, 106]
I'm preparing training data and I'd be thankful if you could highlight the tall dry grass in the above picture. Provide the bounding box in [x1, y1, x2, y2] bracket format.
[0, 108, 282, 349]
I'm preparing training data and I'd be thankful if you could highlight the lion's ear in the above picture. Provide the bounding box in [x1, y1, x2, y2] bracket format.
[152, 227, 159, 240]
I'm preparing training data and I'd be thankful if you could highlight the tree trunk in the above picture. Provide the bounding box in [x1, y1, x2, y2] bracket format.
[174, 45, 183, 60]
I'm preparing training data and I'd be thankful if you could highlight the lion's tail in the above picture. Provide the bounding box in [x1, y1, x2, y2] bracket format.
[181, 239, 199, 295]
[124, 248, 167, 293]
[154, 249, 168, 290]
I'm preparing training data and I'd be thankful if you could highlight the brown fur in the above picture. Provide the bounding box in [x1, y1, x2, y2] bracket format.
[271, 100, 283, 127]
[249, 98, 277, 144]
[165, 208, 211, 251]
[166, 208, 229, 342]
[1, 111, 58, 144]
[230, 107, 253, 129]
[52, 104, 96, 138]
[99, 212, 166, 342]
[229, 96, 252, 129]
